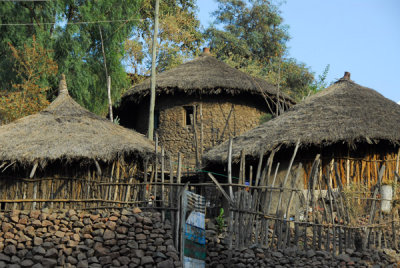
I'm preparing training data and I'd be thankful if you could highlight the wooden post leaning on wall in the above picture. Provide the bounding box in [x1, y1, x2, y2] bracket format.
[161, 147, 165, 222]
[153, 134, 159, 207]
[30, 161, 39, 210]
[227, 137, 234, 266]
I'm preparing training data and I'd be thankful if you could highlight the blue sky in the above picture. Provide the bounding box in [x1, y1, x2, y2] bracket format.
[197, 0, 400, 102]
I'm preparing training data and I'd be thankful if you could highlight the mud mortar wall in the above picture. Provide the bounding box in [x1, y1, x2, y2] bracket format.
[131, 94, 267, 164]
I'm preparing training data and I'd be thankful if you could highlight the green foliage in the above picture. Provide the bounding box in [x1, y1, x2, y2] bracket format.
[216, 208, 226, 234]
[0, 36, 58, 122]
[205, 0, 317, 101]
[124, 0, 203, 75]
[0, 0, 142, 115]
[305, 64, 330, 98]
[259, 113, 273, 124]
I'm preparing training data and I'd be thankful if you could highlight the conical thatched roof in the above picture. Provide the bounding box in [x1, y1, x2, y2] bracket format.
[0, 75, 155, 166]
[122, 50, 294, 105]
[204, 74, 400, 164]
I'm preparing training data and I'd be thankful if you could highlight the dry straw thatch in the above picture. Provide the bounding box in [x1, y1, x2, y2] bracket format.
[204, 74, 400, 164]
[122, 50, 294, 105]
[0, 75, 155, 167]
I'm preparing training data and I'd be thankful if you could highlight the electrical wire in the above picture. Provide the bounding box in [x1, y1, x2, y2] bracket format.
[0, 18, 144, 26]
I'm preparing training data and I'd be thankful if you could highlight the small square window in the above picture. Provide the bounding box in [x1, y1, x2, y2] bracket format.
[183, 106, 194, 126]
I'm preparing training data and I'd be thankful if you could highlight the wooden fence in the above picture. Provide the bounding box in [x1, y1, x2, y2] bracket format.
[1, 142, 400, 255]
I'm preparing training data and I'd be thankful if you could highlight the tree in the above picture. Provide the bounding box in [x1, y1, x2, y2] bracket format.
[0, 0, 143, 115]
[205, 0, 316, 101]
[0, 36, 58, 123]
[124, 0, 203, 76]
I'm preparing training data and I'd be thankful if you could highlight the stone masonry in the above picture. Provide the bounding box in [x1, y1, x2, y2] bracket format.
[0, 208, 179, 268]
[131, 94, 267, 165]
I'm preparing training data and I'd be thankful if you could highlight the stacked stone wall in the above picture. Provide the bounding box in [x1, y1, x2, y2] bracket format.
[205, 221, 400, 268]
[0, 208, 179, 268]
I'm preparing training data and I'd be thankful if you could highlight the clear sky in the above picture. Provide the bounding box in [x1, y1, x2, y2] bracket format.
[197, 0, 400, 102]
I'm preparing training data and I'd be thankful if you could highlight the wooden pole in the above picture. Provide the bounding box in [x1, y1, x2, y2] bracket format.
[177, 153, 182, 185]
[227, 137, 234, 199]
[30, 162, 38, 210]
[107, 76, 113, 122]
[227, 137, 234, 266]
[161, 147, 165, 222]
[147, 0, 160, 140]
[199, 103, 204, 165]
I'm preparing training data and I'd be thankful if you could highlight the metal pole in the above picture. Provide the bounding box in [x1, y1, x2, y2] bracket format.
[147, 0, 160, 140]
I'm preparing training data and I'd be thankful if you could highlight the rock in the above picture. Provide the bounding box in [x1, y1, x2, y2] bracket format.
[2, 222, 13, 233]
[21, 259, 34, 267]
[77, 260, 89, 268]
[157, 259, 174, 268]
[45, 248, 59, 258]
[41, 258, 57, 267]
[141, 256, 154, 265]
[165, 252, 179, 261]
[336, 253, 352, 263]
[10, 256, 20, 263]
[66, 256, 78, 265]
[99, 256, 112, 265]
[154, 251, 167, 259]
[33, 246, 46, 255]
[32, 264, 44, 268]
[271, 251, 283, 258]
[67, 209, 76, 217]
[306, 249, 316, 258]
[103, 229, 115, 240]
[30, 210, 41, 219]
[133, 207, 142, 214]
[136, 233, 146, 240]
[4, 244, 17, 255]
[0, 254, 11, 262]
[54, 231, 65, 238]
[34, 236, 44, 246]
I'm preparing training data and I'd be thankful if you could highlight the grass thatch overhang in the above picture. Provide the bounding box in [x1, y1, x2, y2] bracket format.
[204, 74, 400, 164]
[0, 75, 155, 168]
[121, 51, 295, 106]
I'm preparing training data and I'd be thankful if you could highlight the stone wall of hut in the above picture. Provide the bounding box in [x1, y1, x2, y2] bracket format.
[124, 94, 268, 166]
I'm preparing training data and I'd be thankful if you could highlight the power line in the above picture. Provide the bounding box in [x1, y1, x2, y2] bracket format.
[0, 18, 144, 26]
[0, 0, 52, 2]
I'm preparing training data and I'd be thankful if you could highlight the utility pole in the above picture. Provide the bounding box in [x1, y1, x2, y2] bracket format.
[148, 0, 160, 140]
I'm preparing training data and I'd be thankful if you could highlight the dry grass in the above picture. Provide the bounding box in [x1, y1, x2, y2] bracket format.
[122, 52, 294, 105]
[0, 75, 155, 167]
[204, 79, 400, 164]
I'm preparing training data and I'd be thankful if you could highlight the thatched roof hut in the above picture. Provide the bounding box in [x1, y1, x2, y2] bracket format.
[117, 48, 294, 167]
[0, 75, 154, 167]
[204, 73, 400, 164]
[122, 49, 294, 105]
[204, 73, 400, 195]
[0, 75, 155, 210]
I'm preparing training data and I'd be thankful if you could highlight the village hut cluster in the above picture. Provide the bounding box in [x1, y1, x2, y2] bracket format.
[116, 48, 294, 168]
[1, 47, 400, 254]
[0, 75, 155, 211]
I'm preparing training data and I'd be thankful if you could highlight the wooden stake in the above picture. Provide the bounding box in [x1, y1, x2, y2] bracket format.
[227, 137, 234, 199]
[161, 147, 165, 222]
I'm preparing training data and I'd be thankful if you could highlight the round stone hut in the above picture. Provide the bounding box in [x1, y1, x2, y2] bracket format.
[0, 75, 155, 211]
[116, 48, 294, 167]
[204, 72, 400, 213]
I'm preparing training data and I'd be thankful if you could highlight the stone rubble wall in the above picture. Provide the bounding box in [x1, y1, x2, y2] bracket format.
[0, 208, 180, 268]
[205, 222, 400, 268]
